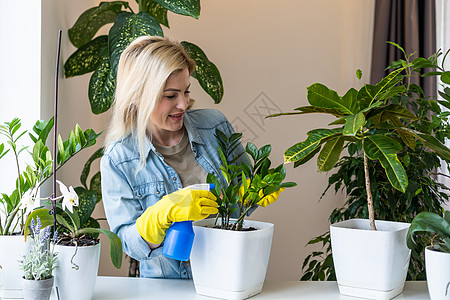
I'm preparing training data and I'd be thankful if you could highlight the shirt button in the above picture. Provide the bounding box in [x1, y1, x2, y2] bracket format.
[173, 177, 177, 181]
[156, 191, 160, 195]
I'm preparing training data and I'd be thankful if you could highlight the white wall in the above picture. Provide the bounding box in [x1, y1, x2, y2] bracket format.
[1, 0, 374, 280]
[0, 0, 41, 197]
[56, 0, 375, 280]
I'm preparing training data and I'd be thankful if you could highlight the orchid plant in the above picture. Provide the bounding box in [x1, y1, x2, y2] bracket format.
[0, 118, 99, 235]
[20, 216, 58, 280]
[24, 175, 123, 269]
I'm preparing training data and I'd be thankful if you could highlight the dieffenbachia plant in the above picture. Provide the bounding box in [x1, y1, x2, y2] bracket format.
[64, 0, 223, 114]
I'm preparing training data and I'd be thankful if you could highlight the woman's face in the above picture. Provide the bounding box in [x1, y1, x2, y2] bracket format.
[149, 68, 191, 143]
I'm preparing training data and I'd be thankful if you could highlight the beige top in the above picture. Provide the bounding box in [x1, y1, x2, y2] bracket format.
[154, 131, 207, 187]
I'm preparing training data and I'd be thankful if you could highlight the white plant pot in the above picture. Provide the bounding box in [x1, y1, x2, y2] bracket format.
[0, 235, 27, 298]
[425, 247, 450, 300]
[54, 243, 101, 300]
[330, 219, 411, 300]
[190, 218, 274, 300]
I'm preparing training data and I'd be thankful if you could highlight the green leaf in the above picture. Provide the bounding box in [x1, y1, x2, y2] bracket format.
[363, 135, 408, 192]
[356, 69, 362, 80]
[407, 211, 450, 250]
[88, 55, 114, 114]
[68, 1, 129, 48]
[246, 143, 258, 161]
[307, 83, 359, 115]
[267, 106, 344, 118]
[357, 67, 406, 108]
[81, 148, 104, 188]
[77, 227, 123, 268]
[145, 0, 169, 27]
[90, 172, 102, 202]
[285, 128, 342, 163]
[317, 137, 344, 172]
[181, 41, 223, 103]
[342, 112, 365, 136]
[413, 132, 450, 161]
[88, 11, 164, 114]
[73, 187, 97, 227]
[65, 36, 108, 77]
[441, 71, 450, 85]
[154, 0, 200, 19]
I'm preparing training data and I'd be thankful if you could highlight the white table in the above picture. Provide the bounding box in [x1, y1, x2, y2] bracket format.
[89, 277, 430, 300]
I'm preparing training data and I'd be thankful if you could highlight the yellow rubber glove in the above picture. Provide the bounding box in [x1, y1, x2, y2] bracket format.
[257, 187, 285, 207]
[239, 179, 285, 207]
[136, 189, 218, 244]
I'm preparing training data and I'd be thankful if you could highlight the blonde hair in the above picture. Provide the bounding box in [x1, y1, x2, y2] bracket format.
[105, 36, 195, 167]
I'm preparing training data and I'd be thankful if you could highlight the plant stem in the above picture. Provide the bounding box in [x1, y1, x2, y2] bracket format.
[363, 153, 377, 230]
[3, 203, 22, 234]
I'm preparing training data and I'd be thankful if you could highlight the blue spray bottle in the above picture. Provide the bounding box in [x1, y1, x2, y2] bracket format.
[162, 183, 215, 261]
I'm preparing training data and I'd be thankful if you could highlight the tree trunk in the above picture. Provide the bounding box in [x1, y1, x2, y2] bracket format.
[363, 154, 377, 230]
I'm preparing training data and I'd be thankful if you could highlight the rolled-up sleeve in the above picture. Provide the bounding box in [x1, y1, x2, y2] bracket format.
[100, 154, 152, 261]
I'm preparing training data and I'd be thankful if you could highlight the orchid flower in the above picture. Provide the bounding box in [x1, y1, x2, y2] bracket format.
[56, 180, 79, 213]
[19, 187, 40, 215]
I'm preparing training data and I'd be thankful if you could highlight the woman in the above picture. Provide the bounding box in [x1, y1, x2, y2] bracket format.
[100, 36, 246, 278]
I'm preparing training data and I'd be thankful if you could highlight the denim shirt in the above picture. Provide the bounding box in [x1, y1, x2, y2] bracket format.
[100, 109, 245, 279]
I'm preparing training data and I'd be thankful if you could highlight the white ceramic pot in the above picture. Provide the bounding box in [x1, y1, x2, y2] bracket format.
[425, 247, 450, 300]
[54, 243, 101, 300]
[190, 218, 274, 300]
[330, 219, 411, 300]
[0, 235, 27, 298]
[22, 276, 54, 300]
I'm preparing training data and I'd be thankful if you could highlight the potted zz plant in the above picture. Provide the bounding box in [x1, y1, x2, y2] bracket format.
[0, 118, 100, 298]
[268, 44, 450, 299]
[19, 216, 58, 300]
[189, 129, 296, 300]
[407, 210, 450, 300]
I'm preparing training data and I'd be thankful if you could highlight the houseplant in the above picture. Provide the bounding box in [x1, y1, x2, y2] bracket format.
[268, 44, 450, 299]
[190, 129, 296, 300]
[0, 118, 100, 297]
[24, 177, 123, 300]
[301, 70, 450, 281]
[407, 210, 450, 300]
[19, 216, 58, 300]
[64, 0, 223, 114]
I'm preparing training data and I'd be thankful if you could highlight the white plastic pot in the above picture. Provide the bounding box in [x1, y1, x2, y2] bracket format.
[54, 243, 101, 300]
[191, 218, 274, 300]
[0, 235, 27, 298]
[330, 219, 411, 300]
[425, 247, 450, 300]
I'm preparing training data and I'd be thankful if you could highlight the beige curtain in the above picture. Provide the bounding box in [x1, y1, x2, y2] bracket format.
[370, 0, 436, 99]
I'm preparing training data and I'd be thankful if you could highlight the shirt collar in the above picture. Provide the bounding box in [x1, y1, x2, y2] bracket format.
[143, 110, 206, 159]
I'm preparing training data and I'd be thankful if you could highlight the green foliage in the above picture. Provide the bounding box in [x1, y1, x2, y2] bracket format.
[268, 44, 450, 231]
[64, 0, 223, 114]
[207, 129, 296, 230]
[301, 77, 450, 280]
[407, 211, 450, 253]
[0, 119, 100, 235]
[23, 147, 123, 269]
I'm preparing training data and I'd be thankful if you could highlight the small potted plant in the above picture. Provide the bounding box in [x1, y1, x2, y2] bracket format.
[25, 177, 123, 300]
[0, 118, 99, 297]
[267, 44, 450, 299]
[19, 216, 58, 300]
[407, 211, 450, 300]
[190, 129, 296, 300]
